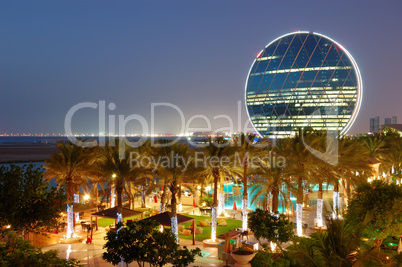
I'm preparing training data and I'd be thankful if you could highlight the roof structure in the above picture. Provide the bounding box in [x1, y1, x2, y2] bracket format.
[144, 211, 194, 226]
[91, 206, 142, 219]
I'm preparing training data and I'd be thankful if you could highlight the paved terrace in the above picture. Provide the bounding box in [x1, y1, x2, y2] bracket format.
[42, 191, 335, 266]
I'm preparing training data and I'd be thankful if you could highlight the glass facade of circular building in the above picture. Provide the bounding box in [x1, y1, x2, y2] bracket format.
[245, 31, 362, 139]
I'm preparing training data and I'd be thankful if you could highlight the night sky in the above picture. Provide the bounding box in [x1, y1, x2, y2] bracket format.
[1, 1, 401, 136]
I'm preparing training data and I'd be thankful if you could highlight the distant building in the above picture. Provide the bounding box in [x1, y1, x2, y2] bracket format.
[370, 117, 380, 133]
[385, 118, 391, 125]
[384, 116, 397, 125]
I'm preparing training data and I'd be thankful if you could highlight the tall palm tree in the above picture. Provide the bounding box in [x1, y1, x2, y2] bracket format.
[304, 133, 339, 227]
[150, 140, 195, 242]
[360, 133, 389, 174]
[250, 142, 291, 214]
[94, 138, 141, 208]
[231, 133, 262, 230]
[334, 137, 371, 217]
[197, 137, 235, 242]
[87, 174, 107, 210]
[280, 131, 324, 236]
[43, 141, 92, 237]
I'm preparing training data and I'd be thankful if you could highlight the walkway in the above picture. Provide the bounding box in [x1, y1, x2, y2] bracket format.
[42, 191, 335, 266]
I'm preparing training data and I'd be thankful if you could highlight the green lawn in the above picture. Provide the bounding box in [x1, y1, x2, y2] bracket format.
[96, 215, 143, 227]
[96, 213, 242, 242]
[176, 215, 242, 242]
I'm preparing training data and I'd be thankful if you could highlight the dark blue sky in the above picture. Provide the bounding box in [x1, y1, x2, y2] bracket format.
[1, 1, 401, 135]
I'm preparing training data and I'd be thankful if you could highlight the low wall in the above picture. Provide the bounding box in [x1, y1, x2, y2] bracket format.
[24, 232, 62, 248]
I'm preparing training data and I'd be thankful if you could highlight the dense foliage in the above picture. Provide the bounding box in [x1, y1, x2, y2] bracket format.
[0, 231, 80, 267]
[102, 219, 201, 267]
[287, 218, 383, 267]
[251, 250, 300, 267]
[0, 164, 66, 236]
[346, 180, 402, 241]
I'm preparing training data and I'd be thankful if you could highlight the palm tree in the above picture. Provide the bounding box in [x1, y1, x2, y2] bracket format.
[334, 137, 371, 217]
[304, 133, 339, 227]
[94, 138, 141, 208]
[197, 137, 235, 242]
[231, 133, 262, 230]
[279, 134, 311, 236]
[43, 141, 92, 237]
[150, 140, 195, 242]
[132, 175, 159, 208]
[360, 133, 389, 175]
[250, 143, 291, 214]
[87, 174, 107, 210]
[280, 131, 327, 235]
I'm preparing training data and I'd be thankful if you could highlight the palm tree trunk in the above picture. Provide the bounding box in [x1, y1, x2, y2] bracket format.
[178, 184, 182, 212]
[296, 176, 303, 236]
[141, 186, 146, 208]
[272, 182, 279, 213]
[242, 162, 248, 230]
[66, 178, 73, 204]
[333, 180, 339, 218]
[170, 180, 179, 242]
[160, 182, 167, 212]
[66, 178, 74, 238]
[218, 185, 225, 216]
[211, 168, 219, 242]
[95, 183, 99, 211]
[74, 183, 80, 224]
[116, 184, 123, 207]
[286, 184, 291, 214]
[316, 181, 323, 227]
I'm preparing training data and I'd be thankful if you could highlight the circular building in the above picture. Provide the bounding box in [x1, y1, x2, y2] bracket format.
[245, 31, 362, 139]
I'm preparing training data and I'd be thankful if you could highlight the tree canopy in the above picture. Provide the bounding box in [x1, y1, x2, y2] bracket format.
[248, 208, 294, 249]
[346, 180, 402, 240]
[0, 164, 66, 236]
[102, 219, 201, 267]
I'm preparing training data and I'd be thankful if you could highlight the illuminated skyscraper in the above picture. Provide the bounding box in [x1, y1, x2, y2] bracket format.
[245, 31, 362, 138]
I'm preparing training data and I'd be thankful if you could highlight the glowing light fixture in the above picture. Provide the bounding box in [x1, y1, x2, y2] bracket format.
[333, 191, 339, 219]
[67, 204, 74, 238]
[218, 193, 225, 216]
[171, 216, 179, 243]
[211, 207, 217, 242]
[316, 199, 323, 227]
[296, 204, 302, 236]
[242, 199, 248, 230]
